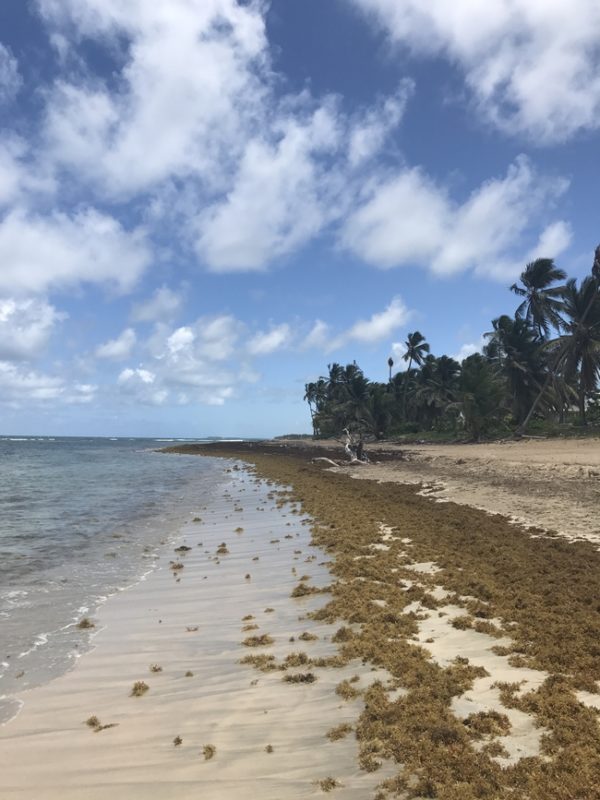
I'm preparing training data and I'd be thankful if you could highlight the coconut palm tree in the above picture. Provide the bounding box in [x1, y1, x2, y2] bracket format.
[387, 357, 394, 382]
[402, 331, 429, 419]
[558, 276, 600, 424]
[517, 245, 600, 434]
[510, 258, 567, 338]
[485, 315, 545, 424]
[458, 354, 505, 440]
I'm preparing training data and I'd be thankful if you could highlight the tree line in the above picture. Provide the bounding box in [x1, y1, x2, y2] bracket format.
[304, 248, 600, 441]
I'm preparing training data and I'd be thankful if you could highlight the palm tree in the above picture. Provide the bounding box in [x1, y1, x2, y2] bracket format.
[402, 331, 430, 419]
[510, 258, 567, 338]
[485, 315, 545, 423]
[387, 357, 394, 382]
[517, 245, 600, 434]
[459, 354, 505, 440]
[558, 276, 600, 424]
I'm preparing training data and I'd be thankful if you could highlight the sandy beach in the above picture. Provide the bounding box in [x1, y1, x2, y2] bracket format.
[276, 436, 600, 545]
[0, 461, 390, 799]
[3, 438, 600, 799]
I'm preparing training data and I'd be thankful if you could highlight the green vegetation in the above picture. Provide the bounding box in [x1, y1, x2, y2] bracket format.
[304, 253, 600, 440]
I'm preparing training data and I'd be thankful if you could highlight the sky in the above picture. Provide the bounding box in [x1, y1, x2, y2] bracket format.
[0, 0, 599, 438]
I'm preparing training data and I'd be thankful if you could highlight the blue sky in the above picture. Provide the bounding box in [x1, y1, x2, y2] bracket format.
[0, 0, 599, 437]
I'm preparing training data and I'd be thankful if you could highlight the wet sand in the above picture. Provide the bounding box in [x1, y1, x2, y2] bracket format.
[0, 464, 389, 799]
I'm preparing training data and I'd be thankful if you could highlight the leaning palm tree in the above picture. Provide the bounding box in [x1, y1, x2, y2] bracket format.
[402, 331, 430, 419]
[510, 258, 567, 338]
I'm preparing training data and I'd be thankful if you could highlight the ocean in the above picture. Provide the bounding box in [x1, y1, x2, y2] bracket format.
[0, 436, 227, 723]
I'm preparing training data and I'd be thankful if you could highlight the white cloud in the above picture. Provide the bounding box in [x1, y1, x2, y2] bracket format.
[96, 328, 137, 360]
[451, 337, 486, 363]
[0, 362, 94, 406]
[0, 361, 64, 403]
[247, 324, 292, 356]
[302, 320, 332, 350]
[131, 286, 183, 322]
[341, 156, 569, 280]
[349, 0, 600, 142]
[527, 221, 573, 262]
[0, 207, 151, 295]
[39, 0, 268, 197]
[340, 296, 412, 347]
[0, 45, 21, 103]
[0, 298, 65, 360]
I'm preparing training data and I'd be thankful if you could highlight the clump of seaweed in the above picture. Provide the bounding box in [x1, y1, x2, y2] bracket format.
[265, 744, 274, 753]
[186, 625, 199, 632]
[185, 671, 194, 677]
[202, 744, 216, 760]
[173, 736, 183, 746]
[235, 527, 244, 533]
[284, 652, 309, 667]
[240, 654, 277, 671]
[335, 679, 361, 700]
[264, 607, 275, 613]
[174, 545, 191, 553]
[463, 710, 511, 739]
[299, 631, 318, 641]
[149, 664, 163, 673]
[242, 623, 259, 632]
[283, 672, 317, 684]
[242, 614, 254, 621]
[319, 777, 340, 792]
[77, 617, 95, 630]
[242, 634, 274, 647]
[326, 723, 353, 741]
[170, 561, 184, 571]
[130, 681, 149, 697]
[291, 582, 320, 598]
[216, 543, 229, 555]
[85, 715, 101, 728]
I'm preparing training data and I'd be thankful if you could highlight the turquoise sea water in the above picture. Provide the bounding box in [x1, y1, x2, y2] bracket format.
[0, 436, 225, 722]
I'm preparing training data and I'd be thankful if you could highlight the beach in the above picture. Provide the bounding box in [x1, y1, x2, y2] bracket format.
[2, 438, 600, 798]
[0, 458, 391, 799]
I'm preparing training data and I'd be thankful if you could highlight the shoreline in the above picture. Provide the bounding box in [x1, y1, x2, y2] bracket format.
[2, 441, 600, 797]
[0, 459, 389, 799]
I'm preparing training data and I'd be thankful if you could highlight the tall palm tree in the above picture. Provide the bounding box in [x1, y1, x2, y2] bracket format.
[517, 245, 600, 434]
[402, 331, 430, 419]
[558, 277, 600, 424]
[387, 357, 394, 382]
[510, 258, 567, 338]
[485, 315, 545, 423]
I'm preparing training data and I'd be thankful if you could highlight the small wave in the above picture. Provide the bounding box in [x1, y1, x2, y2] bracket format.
[0, 696, 25, 726]
[18, 631, 50, 658]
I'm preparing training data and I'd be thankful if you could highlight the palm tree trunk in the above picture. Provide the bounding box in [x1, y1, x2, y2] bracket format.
[402, 358, 413, 421]
[579, 384, 587, 426]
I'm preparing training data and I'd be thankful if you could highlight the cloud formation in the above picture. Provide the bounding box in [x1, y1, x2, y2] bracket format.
[0, 208, 150, 295]
[349, 0, 600, 142]
[341, 156, 570, 280]
[96, 328, 137, 360]
[0, 298, 65, 360]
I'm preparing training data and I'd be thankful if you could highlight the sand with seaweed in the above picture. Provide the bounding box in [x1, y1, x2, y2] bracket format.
[162, 442, 600, 799]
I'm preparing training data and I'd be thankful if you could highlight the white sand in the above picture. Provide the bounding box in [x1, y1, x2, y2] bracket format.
[0, 466, 391, 799]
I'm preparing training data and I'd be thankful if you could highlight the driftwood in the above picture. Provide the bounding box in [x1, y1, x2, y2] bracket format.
[311, 429, 369, 468]
[311, 456, 369, 468]
[311, 457, 340, 468]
